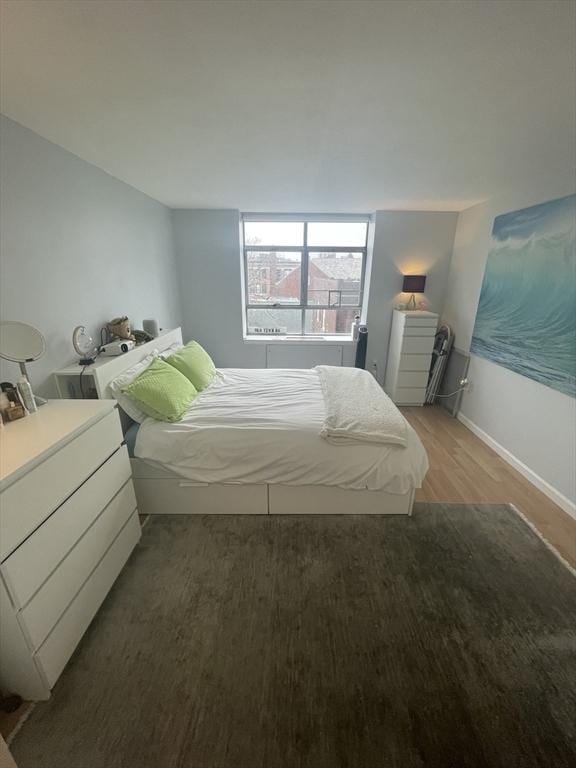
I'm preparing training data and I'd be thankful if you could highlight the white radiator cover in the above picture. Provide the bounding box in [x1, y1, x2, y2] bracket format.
[265, 343, 351, 368]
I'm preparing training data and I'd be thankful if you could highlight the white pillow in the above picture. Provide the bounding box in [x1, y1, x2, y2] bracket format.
[107, 351, 158, 423]
[158, 342, 184, 360]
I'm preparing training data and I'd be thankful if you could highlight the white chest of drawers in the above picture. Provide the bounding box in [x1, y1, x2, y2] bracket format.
[0, 401, 140, 700]
[384, 310, 438, 406]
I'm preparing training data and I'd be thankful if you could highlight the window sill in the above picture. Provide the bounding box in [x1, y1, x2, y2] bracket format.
[243, 335, 356, 345]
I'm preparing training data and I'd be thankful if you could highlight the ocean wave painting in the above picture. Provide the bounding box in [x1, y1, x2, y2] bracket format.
[470, 194, 576, 398]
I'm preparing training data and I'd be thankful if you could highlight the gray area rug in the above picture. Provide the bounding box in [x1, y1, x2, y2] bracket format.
[12, 504, 576, 768]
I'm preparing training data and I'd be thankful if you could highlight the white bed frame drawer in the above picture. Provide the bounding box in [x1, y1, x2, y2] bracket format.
[269, 485, 413, 515]
[2, 446, 132, 609]
[21, 481, 137, 650]
[401, 337, 434, 354]
[34, 512, 140, 688]
[133, 478, 268, 515]
[0, 410, 122, 561]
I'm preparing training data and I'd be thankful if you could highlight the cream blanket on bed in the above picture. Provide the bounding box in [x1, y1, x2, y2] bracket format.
[315, 366, 408, 447]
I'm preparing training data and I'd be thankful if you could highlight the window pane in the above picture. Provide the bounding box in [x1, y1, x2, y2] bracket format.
[307, 222, 367, 247]
[246, 251, 301, 304]
[247, 308, 302, 335]
[304, 308, 359, 335]
[244, 221, 304, 246]
[307, 252, 362, 306]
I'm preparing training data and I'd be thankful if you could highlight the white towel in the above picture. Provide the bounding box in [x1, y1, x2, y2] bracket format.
[316, 366, 408, 447]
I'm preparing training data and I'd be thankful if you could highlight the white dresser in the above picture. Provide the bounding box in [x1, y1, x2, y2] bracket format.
[384, 310, 438, 405]
[0, 401, 140, 700]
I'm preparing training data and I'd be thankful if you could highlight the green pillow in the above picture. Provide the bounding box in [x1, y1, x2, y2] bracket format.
[121, 358, 197, 422]
[165, 341, 216, 391]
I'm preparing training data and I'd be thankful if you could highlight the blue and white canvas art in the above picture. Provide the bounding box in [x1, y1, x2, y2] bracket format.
[470, 194, 576, 398]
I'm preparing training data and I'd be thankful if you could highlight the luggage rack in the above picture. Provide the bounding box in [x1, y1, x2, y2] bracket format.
[426, 325, 454, 404]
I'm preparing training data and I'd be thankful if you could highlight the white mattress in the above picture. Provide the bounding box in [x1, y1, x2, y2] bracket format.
[135, 368, 428, 493]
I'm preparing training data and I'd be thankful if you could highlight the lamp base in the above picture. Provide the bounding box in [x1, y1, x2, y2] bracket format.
[407, 293, 417, 310]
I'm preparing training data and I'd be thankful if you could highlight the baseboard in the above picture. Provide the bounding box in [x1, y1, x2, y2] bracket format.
[508, 504, 576, 577]
[457, 412, 576, 521]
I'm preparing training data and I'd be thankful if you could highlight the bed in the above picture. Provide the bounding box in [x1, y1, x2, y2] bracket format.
[102, 329, 428, 516]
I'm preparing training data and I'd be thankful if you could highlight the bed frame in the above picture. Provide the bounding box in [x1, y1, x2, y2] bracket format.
[98, 328, 415, 516]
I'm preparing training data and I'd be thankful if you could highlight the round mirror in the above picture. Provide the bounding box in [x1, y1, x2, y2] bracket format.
[0, 321, 46, 363]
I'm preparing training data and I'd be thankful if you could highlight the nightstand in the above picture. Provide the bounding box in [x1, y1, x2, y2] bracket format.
[384, 310, 438, 405]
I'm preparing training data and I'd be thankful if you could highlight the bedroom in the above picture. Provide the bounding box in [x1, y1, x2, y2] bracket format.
[0, 1, 574, 767]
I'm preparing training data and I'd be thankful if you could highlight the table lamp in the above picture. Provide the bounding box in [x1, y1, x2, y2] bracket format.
[402, 275, 426, 310]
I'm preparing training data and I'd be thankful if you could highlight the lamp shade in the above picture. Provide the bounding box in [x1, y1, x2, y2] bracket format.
[402, 275, 426, 293]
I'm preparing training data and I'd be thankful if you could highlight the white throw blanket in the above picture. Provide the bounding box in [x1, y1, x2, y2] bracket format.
[315, 366, 408, 447]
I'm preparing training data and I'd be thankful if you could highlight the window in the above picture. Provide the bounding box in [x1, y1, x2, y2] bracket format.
[242, 217, 369, 337]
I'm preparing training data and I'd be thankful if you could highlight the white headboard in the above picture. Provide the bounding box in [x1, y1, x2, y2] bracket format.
[90, 327, 183, 398]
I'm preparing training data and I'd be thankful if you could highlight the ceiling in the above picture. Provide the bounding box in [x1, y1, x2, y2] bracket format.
[1, 0, 574, 212]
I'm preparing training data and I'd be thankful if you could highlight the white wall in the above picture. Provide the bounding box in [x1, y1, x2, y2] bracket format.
[173, 209, 458, 373]
[0, 116, 182, 396]
[442, 182, 576, 512]
[366, 211, 458, 383]
[172, 209, 266, 367]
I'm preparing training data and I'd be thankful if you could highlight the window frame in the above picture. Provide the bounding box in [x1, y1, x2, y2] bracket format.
[242, 217, 369, 338]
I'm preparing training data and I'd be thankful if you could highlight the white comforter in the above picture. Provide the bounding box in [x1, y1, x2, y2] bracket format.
[135, 368, 428, 493]
[316, 365, 408, 447]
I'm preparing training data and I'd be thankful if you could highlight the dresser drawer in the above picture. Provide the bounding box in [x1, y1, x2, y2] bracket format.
[2, 446, 132, 609]
[35, 512, 140, 688]
[394, 387, 427, 405]
[398, 353, 431, 372]
[397, 371, 429, 389]
[0, 410, 122, 561]
[403, 325, 436, 337]
[403, 316, 438, 327]
[401, 337, 435, 354]
[21, 480, 137, 650]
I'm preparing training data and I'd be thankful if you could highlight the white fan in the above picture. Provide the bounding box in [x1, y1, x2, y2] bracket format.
[72, 326, 98, 365]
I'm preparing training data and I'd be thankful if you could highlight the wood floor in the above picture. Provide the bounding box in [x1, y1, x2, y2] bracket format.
[402, 405, 576, 567]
